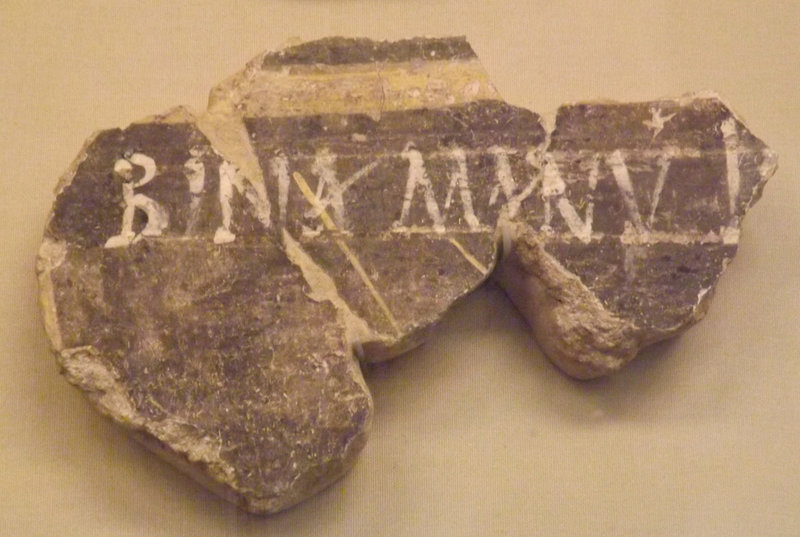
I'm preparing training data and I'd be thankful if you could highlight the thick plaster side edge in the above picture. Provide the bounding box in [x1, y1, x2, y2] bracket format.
[495, 223, 640, 379]
[55, 345, 244, 507]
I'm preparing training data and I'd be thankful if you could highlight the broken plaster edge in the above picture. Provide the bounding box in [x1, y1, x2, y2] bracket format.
[44, 39, 780, 377]
[133, 105, 199, 126]
[494, 218, 749, 379]
[281, 228, 388, 356]
[39, 232, 376, 513]
[495, 222, 640, 379]
[54, 344, 255, 509]
[35, 238, 68, 352]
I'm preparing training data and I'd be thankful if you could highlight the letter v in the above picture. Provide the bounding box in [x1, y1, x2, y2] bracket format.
[543, 153, 599, 244]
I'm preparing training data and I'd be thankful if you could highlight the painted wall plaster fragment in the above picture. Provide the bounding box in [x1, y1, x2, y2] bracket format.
[38, 37, 776, 515]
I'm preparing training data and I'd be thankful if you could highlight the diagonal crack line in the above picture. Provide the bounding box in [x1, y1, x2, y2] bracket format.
[447, 237, 489, 276]
[291, 171, 401, 335]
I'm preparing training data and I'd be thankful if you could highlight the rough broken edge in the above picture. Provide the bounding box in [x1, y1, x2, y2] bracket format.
[199, 36, 503, 362]
[36, 37, 779, 513]
[495, 92, 777, 378]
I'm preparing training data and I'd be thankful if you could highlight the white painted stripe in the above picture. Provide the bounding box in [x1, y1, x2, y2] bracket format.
[721, 118, 741, 219]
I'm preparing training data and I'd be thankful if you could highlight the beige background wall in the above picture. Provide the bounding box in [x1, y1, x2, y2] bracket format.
[2, 1, 799, 535]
